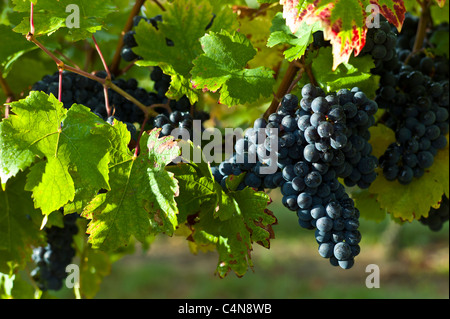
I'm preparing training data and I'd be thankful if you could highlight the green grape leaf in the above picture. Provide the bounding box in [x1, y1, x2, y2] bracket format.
[369, 124, 396, 159]
[191, 30, 276, 106]
[190, 186, 276, 278]
[0, 24, 36, 76]
[237, 8, 285, 70]
[82, 129, 180, 251]
[12, 0, 116, 41]
[430, 1, 449, 25]
[0, 171, 43, 273]
[309, 46, 378, 97]
[0, 92, 111, 216]
[350, 188, 387, 222]
[267, 12, 321, 61]
[168, 142, 277, 278]
[368, 126, 449, 221]
[133, 0, 237, 104]
[79, 248, 111, 299]
[429, 29, 449, 58]
[280, 0, 406, 70]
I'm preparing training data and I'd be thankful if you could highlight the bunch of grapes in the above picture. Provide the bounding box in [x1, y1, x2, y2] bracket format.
[31, 65, 210, 142]
[377, 67, 448, 184]
[358, 12, 450, 185]
[30, 211, 79, 291]
[31, 70, 152, 138]
[211, 84, 380, 269]
[360, 15, 400, 75]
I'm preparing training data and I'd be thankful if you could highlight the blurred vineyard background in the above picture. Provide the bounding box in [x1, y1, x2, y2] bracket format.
[52, 189, 449, 299]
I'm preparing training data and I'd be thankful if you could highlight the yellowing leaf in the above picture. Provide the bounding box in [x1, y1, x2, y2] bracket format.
[368, 133, 449, 222]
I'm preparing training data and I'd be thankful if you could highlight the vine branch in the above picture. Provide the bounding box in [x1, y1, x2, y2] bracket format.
[92, 35, 113, 117]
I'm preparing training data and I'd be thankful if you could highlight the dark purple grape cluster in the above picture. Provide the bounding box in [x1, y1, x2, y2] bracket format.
[30, 66, 210, 143]
[31, 211, 79, 291]
[211, 85, 380, 269]
[361, 13, 450, 185]
[30, 70, 153, 139]
[361, 15, 400, 75]
[377, 67, 448, 184]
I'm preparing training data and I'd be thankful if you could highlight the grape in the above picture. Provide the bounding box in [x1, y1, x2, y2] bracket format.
[311, 97, 330, 114]
[318, 242, 335, 258]
[305, 171, 322, 188]
[316, 217, 334, 232]
[317, 121, 335, 138]
[301, 84, 316, 99]
[333, 242, 352, 261]
[280, 94, 299, 112]
[297, 192, 313, 209]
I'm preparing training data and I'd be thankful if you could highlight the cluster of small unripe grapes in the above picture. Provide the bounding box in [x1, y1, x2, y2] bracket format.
[31, 211, 78, 291]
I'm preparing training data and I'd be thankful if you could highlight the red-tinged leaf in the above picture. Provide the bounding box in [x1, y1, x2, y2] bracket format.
[372, 0, 406, 31]
[280, 0, 406, 70]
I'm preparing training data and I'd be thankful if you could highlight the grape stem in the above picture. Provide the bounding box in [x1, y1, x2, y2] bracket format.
[30, 2, 35, 36]
[25, 34, 159, 118]
[58, 68, 63, 102]
[92, 35, 112, 80]
[92, 35, 113, 117]
[263, 52, 318, 119]
[110, 0, 146, 76]
[134, 116, 149, 157]
[55, 50, 82, 70]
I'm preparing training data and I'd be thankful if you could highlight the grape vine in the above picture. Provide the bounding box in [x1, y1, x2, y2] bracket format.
[0, 0, 448, 299]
